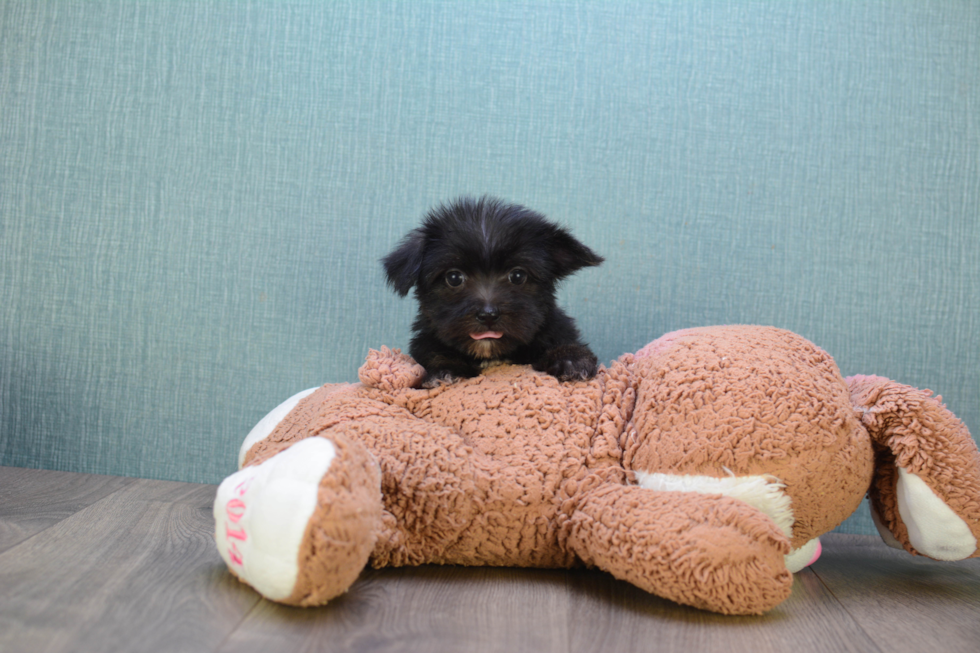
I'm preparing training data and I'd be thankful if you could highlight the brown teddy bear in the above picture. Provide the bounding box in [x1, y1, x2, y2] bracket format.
[213, 325, 980, 615]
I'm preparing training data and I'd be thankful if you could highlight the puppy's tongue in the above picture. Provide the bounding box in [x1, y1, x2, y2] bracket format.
[470, 331, 503, 340]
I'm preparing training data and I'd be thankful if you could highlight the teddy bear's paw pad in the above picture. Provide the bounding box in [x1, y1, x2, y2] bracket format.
[895, 467, 977, 560]
[215, 437, 336, 601]
[238, 387, 319, 468]
[359, 346, 426, 391]
[785, 538, 821, 572]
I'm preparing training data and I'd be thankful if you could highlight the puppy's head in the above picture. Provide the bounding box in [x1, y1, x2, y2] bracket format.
[382, 196, 603, 359]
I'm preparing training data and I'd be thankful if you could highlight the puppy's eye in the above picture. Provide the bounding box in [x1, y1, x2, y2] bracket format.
[445, 269, 465, 288]
[508, 268, 527, 285]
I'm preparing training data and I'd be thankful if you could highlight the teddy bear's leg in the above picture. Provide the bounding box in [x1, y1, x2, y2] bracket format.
[565, 484, 793, 615]
[238, 383, 358, 469]
[848, 375, 980, 560]
[319, 413, 499, 568]
[234, 378, 498, 570]
[214, 430, 382, 606]
[237, 387, 319, 468]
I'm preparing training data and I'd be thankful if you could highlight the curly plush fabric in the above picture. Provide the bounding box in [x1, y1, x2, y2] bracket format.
[222, 326, 980, 615]
[239, 336, 798, 612]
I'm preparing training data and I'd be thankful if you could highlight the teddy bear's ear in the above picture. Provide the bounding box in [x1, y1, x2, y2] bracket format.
[848, 374, 980, 561]
[359, 346, 426, 391]
[381, 228, 427, 296]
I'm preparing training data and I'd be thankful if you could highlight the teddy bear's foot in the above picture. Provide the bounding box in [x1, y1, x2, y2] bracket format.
[214, 432, 382, 606]
[634, 470, 820, 573]
[566, 485, 793, 615]
[785, 538, 821, 572]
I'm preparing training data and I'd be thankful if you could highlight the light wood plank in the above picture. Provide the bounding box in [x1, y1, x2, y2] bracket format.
[0, 466, 134, 553]
[0, 476, 259, 653]
[564, 567, 881, 653]
[810, 533, 980, 653]
[219, 536, 979, 653]
[220, 564, 882, 653]
[218, 566, 575, 653]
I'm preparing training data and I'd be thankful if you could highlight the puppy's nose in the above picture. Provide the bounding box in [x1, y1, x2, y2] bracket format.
[476, 306, 500, 325]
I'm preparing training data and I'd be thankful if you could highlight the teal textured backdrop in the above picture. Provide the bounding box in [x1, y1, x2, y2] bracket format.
[1, 1, 978, 536]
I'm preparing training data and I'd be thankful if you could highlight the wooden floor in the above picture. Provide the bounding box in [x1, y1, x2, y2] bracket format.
[1, 466, 979, 653]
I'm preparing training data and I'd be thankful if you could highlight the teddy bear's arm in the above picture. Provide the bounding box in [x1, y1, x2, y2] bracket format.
[848, 375, 980, 560]
[564, 484, 793, 615]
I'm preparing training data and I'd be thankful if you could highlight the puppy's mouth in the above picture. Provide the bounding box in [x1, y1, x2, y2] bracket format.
[470, 331, 503, 340]
[466, 330, 510, 359]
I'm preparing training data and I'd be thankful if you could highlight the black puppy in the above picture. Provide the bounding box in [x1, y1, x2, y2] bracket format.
[382, 196, 603, 386]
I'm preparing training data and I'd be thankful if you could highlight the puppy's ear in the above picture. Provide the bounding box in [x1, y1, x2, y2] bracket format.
[382, 229, 426, 296]
[549, 227, 604, 279]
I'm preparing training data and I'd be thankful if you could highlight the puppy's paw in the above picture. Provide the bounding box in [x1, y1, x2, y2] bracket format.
[547, 358, 599, 382]
[420, 370, 463, 389]
[536, 345, 599, 382]
[417, 355, 480, 388]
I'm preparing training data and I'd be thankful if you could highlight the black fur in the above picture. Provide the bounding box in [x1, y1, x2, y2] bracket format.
[382, 196, 603, 386]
